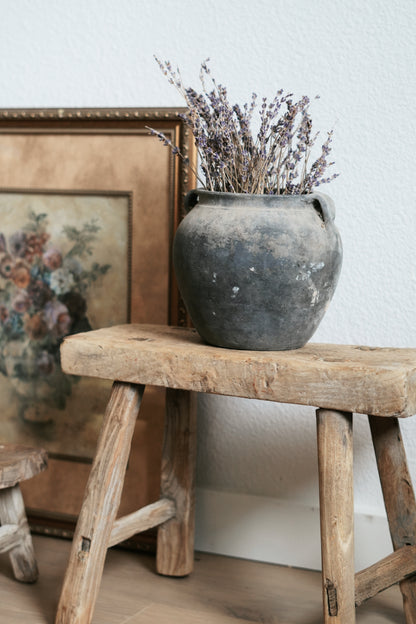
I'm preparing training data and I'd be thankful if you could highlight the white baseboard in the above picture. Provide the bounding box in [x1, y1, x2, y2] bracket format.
[195, 488, 392, 572]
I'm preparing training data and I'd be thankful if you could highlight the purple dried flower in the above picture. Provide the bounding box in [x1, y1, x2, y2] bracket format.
[149, 58, 339, 195]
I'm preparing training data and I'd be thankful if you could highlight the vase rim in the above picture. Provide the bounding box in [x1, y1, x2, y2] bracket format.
[190, 188, 327, 201]
[184, 188, 335, 221]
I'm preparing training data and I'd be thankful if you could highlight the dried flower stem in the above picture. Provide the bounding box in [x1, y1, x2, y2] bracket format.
[150, 57, 339, 195]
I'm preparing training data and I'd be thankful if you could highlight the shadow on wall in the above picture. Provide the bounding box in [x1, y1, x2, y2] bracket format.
[196, 393, 385, 510]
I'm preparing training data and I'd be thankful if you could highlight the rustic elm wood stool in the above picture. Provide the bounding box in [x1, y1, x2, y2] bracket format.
[0, 443, 48, 582]
[56, 324, 416, 624]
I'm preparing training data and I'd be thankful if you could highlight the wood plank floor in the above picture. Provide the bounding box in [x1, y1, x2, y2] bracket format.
[0, 535, 405, 623]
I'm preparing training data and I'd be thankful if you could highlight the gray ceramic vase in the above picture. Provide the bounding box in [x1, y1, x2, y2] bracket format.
[173, 189, 342, 350]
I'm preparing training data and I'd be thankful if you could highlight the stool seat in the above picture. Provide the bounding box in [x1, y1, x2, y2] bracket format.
[55, 324, 416, 624]
[0, 444, 47, 583]
[61, 323, 416, 417]
[0, 444, 48, 489]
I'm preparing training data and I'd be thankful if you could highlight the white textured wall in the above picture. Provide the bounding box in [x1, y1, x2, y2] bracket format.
[1, 0, 416, 568]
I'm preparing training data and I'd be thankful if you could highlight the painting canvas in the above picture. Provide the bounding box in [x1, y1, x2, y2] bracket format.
[0, 107, 197, 544]
[0, 190, 130, 460]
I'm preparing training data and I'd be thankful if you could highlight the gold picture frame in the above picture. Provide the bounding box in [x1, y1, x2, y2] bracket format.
[0, 108, 196, 546]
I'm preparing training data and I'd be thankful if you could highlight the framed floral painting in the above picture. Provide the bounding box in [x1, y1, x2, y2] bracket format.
[0, 108, 196, 545]
[0, 189, 131, 459]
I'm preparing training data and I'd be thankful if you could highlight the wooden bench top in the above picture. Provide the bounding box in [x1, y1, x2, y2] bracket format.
[60, 324, 416, 418]
[0, 444, 48, 489]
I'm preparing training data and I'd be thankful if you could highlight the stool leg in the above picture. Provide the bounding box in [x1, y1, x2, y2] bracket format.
[317, 409, 355, 624]
[0, 484, 38, 582]
[55, 381, 144, 624]
[369, 415, 416, 624]
[157, 388, 197, 576]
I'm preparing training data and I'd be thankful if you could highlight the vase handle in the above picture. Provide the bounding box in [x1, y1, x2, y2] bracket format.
[308, 192, 336, 223]
[184, 190, 200, 213]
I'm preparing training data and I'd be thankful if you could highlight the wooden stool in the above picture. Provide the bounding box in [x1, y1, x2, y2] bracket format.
[56, 324, 416, 624]
[0, 444, 48, 582]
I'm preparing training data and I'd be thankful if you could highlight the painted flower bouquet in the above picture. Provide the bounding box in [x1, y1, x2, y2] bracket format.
[149, 58, 338, 195]
[0, 210, 110, 420]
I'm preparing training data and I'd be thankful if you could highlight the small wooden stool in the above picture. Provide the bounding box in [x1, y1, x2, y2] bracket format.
[56, 324, 416, 624]
[0, 444, 48, 582]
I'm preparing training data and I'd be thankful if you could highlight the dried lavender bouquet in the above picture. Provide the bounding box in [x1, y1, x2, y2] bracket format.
[149, 58, 339, 195]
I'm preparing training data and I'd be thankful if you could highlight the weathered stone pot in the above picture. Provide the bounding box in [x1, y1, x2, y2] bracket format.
[173, 189, 342, 350]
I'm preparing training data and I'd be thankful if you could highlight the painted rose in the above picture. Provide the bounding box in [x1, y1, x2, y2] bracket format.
[56, 311, 72, 336]
[25, 232, 49, 261]
[27, 279, 52, 308]
[12, 291, 30, 314]
[43, 247, 62, 271]
[24, 312, 49, 340]
[12, 260, 31, 289]
[44, 300, 72, 336]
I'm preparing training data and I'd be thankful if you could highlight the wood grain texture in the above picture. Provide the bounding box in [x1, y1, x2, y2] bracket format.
[108, 499, 176, 548]
[157, 388, 197, 577]
[0, 485, 38, 582]
[355, 545, 416, 606]
[1, 534, 407, 624]
[0, 445, 46, 583]
[0, 523, 20, 553]
[55, 382, 144, 624]
[369, 416, 416, 623]
[61, 324, 416, 417]
[0, 445, 47, 489]
[130, 603, 260, 623]
[317, 409, 355, 623]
